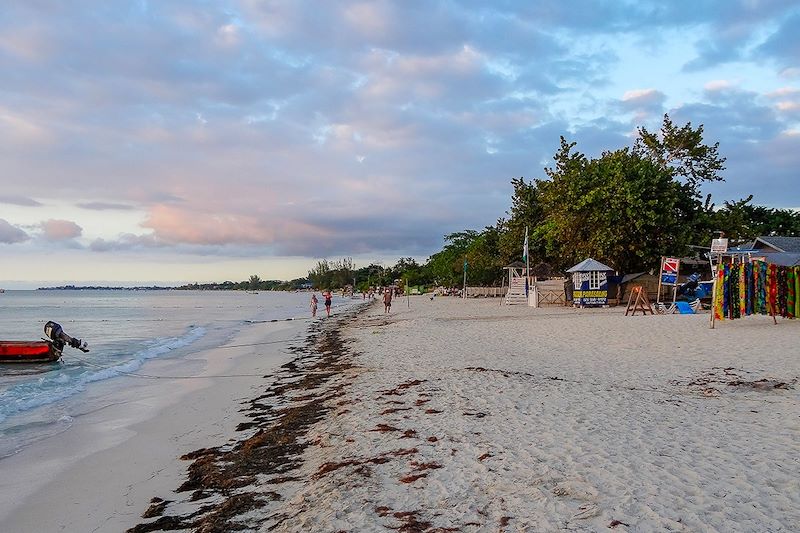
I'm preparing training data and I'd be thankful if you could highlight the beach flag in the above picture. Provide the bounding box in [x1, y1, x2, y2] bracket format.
[522, 227, 529, 263]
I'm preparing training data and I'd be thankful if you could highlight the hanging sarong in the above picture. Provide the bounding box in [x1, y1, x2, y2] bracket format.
[739, 262, 746, 317]
[767, 263, 778, 316]
[714, 265, 725, 320]
[745, 262, 754, 316]
[787, 267, 796, 319]
[777, 266, 788, 317]
[724, 263, 731, 318]
[729, 263, 740, 319]
[757, 261, 767, 315]
[796, 266, 800, 319]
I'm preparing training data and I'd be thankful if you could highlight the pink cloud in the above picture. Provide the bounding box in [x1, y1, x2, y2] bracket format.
[142, 204, 277, 245]
[40, 219, 82, 241]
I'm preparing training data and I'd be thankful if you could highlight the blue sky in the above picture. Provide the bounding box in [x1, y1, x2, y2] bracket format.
[1, 1, 798, 287]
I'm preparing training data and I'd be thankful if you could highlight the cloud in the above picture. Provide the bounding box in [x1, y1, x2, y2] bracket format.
[0, 219, 30, 244]
[0, 0, 797, 276]
[0, 195, 42, 207]
[40, 219, 82, 241]
[77, 202, 136, 211]
[89, 233, 160, 252]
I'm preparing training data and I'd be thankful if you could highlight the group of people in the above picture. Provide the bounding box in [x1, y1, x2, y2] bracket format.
[310, 287, 394, 317]
[309, 290, 332, 318]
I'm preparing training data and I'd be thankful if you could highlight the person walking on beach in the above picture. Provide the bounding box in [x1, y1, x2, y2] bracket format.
[323, 290, 332, 317]
[310, 293, 318, 317]
[383, 288, 392, 314]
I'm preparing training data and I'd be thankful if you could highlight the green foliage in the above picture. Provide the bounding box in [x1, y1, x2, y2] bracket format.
[497, 177, 546, 265]
[538, 145, 702, 272]
[709, 196, 800, 242]
[307, 258, 355, 289]
[635, 114, 726, 193]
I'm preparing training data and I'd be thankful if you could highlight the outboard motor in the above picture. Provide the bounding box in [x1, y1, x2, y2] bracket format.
[44, 321, 89, 353]
[677, 272, 702, 298]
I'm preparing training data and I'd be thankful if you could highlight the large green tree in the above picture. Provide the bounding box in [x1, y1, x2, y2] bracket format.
[538, 141, 700, 273]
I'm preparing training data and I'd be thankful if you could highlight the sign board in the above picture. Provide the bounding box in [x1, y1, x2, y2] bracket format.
[660, 257, 680, 285]
[711, 238, 728, 253]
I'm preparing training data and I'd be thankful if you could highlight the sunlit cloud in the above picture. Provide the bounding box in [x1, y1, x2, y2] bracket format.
[0, 0, 798, 284]
[40, 219, 82, 241]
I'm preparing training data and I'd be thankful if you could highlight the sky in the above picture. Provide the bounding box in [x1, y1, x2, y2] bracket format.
[1, 1, 799, 288]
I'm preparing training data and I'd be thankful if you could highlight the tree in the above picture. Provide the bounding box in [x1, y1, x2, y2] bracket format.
[497, 177, 547, 266]
[710, 196, 800, 242]
[635, 113, 726, 193]
[538, 143, 699, 273]
[248, 275, 262, 291]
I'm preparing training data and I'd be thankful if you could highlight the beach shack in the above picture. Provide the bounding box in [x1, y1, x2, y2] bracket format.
[567, 258, 615, 307]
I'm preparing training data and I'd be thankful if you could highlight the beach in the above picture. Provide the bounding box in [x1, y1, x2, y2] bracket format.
[0, 318, 306, 532]
[3, 296, 799, 532]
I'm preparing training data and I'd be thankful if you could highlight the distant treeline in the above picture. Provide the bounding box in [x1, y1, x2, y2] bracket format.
[38, 276, 310, 292]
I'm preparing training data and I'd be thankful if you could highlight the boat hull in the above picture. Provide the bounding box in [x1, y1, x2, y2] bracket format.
[0, 341, 62, 363]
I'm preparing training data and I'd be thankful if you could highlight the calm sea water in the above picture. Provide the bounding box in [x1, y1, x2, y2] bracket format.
[0, 289, 358, 458]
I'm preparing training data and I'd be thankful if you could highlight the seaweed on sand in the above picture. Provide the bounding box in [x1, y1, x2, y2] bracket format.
[128, 307, 364, 533]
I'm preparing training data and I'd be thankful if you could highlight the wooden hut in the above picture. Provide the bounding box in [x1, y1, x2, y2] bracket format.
[566, 258, 615, 307]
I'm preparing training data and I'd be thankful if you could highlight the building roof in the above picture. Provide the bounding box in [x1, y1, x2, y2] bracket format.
[753, 236, 800, 253]
[566, 258, 615, 273]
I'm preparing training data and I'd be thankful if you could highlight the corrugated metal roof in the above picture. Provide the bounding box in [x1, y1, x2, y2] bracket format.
[566, 258, 615, 272]
[754, 236, 800, 253]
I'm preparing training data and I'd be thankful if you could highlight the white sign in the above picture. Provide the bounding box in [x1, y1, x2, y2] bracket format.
[711, 238, 728, 253]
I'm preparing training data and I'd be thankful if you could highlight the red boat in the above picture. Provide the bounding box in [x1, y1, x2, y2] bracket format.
[0, 321, 88, 363]
[0, 341, 62, 363]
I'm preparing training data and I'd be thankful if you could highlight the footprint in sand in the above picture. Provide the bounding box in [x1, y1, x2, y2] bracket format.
[551, 480, 601, 521]
[551, 480, 598, 501]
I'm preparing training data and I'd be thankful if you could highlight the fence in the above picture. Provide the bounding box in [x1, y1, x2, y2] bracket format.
[465, 286, 507, 298]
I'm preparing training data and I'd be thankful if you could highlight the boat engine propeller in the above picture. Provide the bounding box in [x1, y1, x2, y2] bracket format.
[44, 321, 89, 353]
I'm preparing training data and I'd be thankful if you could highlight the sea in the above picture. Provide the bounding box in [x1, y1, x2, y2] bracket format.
[0, 289, 360, 459]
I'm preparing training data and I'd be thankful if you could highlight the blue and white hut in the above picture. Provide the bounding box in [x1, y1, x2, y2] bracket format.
[566, 258, 615, 307]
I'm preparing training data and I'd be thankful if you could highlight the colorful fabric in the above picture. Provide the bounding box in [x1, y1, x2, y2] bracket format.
[788, 267, 797, 319]
[767, 263, 778, 316]
[757, 261, 767, 315]
[723, 263, 730, 318]
[738, 262, 746, 317]
[714, 265, 725, 320]
[796, 266, 800, 319]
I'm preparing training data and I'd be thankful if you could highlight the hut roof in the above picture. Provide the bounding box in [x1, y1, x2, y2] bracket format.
[504, 260, 526, 269]
[753, 236, 800, 253]
[566, 258, 614, 273]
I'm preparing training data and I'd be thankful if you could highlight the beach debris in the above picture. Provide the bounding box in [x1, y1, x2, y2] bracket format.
[128, 311, 363, 532]
[141, 497, 171, 519]
[399, 472, 428, 483]
[610, 518, 631, 528]
[371, 423, 402, 432]
[478, 452, 493, 461]
[680, 367, 796, 396]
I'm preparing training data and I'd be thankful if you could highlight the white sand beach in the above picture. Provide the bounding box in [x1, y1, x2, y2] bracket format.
[265, 297, 799, 532]
[0, 319, 304, 533]
[3, 298, 798, 532]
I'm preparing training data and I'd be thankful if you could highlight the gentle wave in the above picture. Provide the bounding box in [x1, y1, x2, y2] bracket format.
[0, 326, 206, 425]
